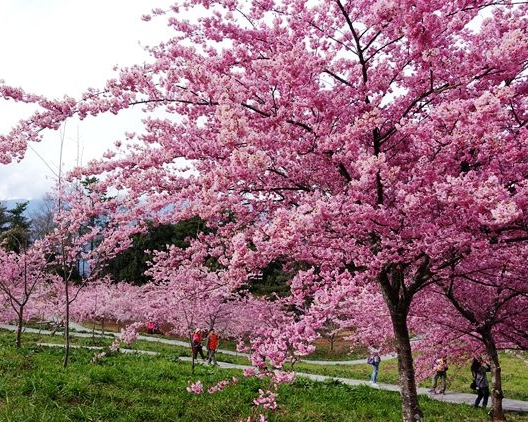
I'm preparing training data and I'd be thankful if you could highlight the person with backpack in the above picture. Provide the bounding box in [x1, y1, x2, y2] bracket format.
[429, 354, 449, 394]
[206, 328, 220, 365]
[367, 349, 381, 385]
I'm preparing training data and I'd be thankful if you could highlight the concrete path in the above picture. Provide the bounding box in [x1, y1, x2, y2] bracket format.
[3, 324, 528, 413]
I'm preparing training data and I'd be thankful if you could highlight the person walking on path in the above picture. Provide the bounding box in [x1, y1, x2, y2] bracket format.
[206, 328, 220, 365]
[367, 349, 381, 385]
[191, 329, 206, 361]
[470, 355, 480, 390]
[430, 354, 449, 394]
[474, 356, 491, 408]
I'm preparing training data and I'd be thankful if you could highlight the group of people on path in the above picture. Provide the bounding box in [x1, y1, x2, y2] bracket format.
[191, 328, 220, 365]
[429, 353, 491, 408]
[368, 349, 492, 409]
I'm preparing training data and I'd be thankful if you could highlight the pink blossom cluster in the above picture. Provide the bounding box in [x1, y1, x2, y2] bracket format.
[253, 389, 278, 410]
[271, 370, 295, 384]
[119, 322, 143, 345]
[109, 339, 121, 352]
[90, 323, 143, 363]
[207, 380, 231, 394]
[186, 381, 203, 395]
[187, 376, 239, 396]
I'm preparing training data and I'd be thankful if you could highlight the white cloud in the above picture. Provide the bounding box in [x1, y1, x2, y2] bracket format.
[0, 0, 175, 200]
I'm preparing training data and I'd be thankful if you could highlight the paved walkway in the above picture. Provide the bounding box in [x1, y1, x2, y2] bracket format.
[2, 324, 527, 413]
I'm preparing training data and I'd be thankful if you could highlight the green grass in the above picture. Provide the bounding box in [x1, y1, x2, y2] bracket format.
[295, 359, 400, 383]
[11, 329, 528, 401]
[12, 328, 528, 401]
[0, 331, 527, 422]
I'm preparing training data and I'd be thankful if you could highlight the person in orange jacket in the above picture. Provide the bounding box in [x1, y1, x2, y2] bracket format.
[206, 328, 220, 365]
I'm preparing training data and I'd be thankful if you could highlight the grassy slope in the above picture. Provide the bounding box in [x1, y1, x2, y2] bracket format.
[18, 329, 528, 401]
[1, 331, 527, 422]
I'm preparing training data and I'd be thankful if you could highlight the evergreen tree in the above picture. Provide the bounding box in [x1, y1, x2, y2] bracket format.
[0, 202, 31, 252]
[103, 217, 207, 285]
[0, 202, 8, 233]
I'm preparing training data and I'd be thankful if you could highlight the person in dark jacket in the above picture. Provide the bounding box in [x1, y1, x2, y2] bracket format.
[367, 350, 381, 385]
[474, 356, 491, 408]
[191, 329, 206, 361]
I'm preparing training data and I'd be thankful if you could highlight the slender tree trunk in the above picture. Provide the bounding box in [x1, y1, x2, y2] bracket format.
[63, 277, 70, 368]
[16, 308, 24, 348]
[391, 311, 423, 422]
[481, 329, 506, 421]
[190, 333, 195, 374]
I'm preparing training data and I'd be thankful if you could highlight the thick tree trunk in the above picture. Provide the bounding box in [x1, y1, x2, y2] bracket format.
[16, 308, 24, 348]
[379, 265, 424, 422]
[482, 330, 506, 421]
[391, 311, 423, 422]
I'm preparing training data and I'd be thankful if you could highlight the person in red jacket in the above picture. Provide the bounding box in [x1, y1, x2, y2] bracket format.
[191, 329, 205, 361]
[206, 328, 220, 365]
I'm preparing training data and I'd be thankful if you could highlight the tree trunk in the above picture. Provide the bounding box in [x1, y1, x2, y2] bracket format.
[379, 266, 424, 422]
[190, 334, 195, 374]
[63, 278, 70, 368]
[482, 330, 507, 421]
[16, 308, 24, 348]
[391, 311, 423, 422]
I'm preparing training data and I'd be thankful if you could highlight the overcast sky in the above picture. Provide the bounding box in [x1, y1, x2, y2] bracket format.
[0, 0, 175, 200]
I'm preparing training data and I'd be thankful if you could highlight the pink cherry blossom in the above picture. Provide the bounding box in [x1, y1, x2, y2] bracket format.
[186, 381, 204, 395]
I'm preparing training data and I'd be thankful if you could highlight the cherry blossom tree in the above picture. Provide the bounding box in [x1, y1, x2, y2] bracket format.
[45, 179, 142, 366]
[69, 279, 138, 335]
[0, 240, 55, 347]
[2, 1, 528, 420]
